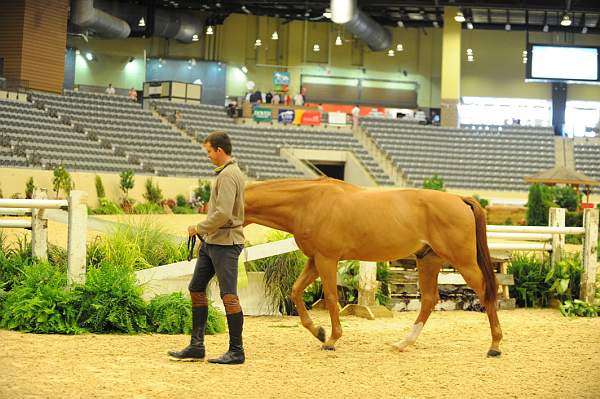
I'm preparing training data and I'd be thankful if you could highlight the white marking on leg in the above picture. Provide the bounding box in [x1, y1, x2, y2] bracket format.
[391, 322, 424, 351]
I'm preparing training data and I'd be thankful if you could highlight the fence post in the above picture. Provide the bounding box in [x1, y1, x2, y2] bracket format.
[31, 188, 48, 261]
[580, 208, 599, 303]
[549, 208, 565, 266]
[358, 261, 378, 307]
[67, 190, 88, 286]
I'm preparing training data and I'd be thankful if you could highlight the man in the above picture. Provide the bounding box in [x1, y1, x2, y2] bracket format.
[168, 131, 246, 365]
[351, 104, 360, 129]
[105, 83, 116, 95]
[127, 87, 137, 101]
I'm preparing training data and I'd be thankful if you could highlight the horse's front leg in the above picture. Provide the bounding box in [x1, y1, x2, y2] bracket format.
[290, 257, 325, 342]
[314, 254, 342, 350]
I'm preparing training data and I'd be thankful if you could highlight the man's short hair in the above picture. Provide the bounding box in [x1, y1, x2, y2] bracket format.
[204, 131, 232, 155]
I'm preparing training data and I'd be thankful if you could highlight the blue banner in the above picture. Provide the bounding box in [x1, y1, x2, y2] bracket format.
[278, 109, 295, 124]
[273, 71, 290, 86]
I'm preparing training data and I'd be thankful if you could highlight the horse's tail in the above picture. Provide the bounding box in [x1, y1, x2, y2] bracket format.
[462, 197, 498, 306]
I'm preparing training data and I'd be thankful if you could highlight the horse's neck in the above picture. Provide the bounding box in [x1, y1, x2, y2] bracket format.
[245, 201, 297, 232]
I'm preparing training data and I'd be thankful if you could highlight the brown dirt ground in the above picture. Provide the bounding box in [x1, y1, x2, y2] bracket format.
[1, 308, 599, 399]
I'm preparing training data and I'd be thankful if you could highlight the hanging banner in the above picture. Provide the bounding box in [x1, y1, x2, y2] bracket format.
[278, 109, 295, 124]
[293, 109, 304, 125]
[301, 111, 322, 125]
[273, 72, 290, 92]
[253, 107, 272, 122]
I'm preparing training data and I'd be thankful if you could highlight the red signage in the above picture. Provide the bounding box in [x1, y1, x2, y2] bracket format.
[300, 110, 322, 125]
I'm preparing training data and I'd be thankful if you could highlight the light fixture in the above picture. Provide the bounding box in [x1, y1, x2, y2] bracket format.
[75, 49, 81, 55]
[561, 14, 572, 27]
[128, 56, 135, 63]
[254, 39, 262, 47]
[467, 55, 474, 62]
[387, 49, 395, 57]
[241, 66, 248, 73]
[313, 43, 320, 52]
[271, 31, 278, 40]
[138, 17, 145, 27]
[582, 26, 588, 34]
[206, 26, 214, 35]
[522, 50, 527, 56]
[192, 33, 199, 41]
[432, 21, 439, 28]
[467, 22, 474, 30]
[323, 11, 332, 19]
[454, 11, 465, 23]
[190, 58, 196, 66]
[466, 48, 473, 55]
[85, 52, 94, 61]
[187, 65, 192, 70]
[397, 20, 404, 28]
[396, 44, 404, 52]
[335, 35, 342, 46]
[505, 23, 511, 31]
[522, 57, 528, 64]
[543, 24, 549, 32]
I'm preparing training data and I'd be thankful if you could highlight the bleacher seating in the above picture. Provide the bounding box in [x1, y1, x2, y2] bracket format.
[0, 99, 137, 172]
[574, 140, 600, 194]
[361, 118, 556, 191]
[31, 91, 212, 177]
[154, 101, 394, 184]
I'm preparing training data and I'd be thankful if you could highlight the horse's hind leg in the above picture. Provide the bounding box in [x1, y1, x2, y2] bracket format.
[457, 266, 503, 357]
[392, 251, 443, 351]
[290, 257, 325, 342]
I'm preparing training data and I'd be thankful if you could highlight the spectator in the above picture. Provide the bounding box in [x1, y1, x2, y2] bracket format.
[351, 104, 360, 129]
[272, 93, 280, 105]
[293, 92, 304, 106]
[265, 91, 273, 104]
[226, 102, 238, 118]
[284, 94, 292, 106]
[127, 87, 137, 101]
[105, 83, 116, 95]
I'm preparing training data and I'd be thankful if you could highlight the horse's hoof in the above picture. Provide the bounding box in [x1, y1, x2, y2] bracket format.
[316, 326, 326, 343]
[321, 344, 335, 351]
[487, 349, 501, 358]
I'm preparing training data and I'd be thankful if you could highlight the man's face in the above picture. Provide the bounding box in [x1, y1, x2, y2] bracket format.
[203, 142, 222, 166]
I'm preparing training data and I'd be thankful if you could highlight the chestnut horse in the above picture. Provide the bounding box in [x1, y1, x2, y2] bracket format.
[244, 177, 502, 357]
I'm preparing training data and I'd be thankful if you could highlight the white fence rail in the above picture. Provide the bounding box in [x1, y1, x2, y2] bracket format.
[0, 188, 88, 286]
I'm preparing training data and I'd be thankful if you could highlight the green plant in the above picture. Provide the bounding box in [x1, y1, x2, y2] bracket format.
[194, 179, 212, 205]
[94, 175, 106, 198]
[52, 164, 74, 199]
[473, 194, 489, 209]
[507, 253, 551, 308]
[565, 211, 583, 227]
[545, 255, 582, 303]
[147, 293, 226, 335]
[559, 299, 599, 317]
[0, 234, 33, 291]
[176, 194, 187, 208]
[526, 184, 554, 226]
[248, 232, 306, 315]
[143, 178, 163, 205]
[553, 186, 580, 212]
[303, 279, 323, 309]
[337, 260, 391, 307]
[503, 218, 514, 225]
[25, 177, 35, 199]
[72, 262, 148, 333]
[423, 175, 445, 191]
[172, 206, 195, 214]
[0, 262, 82, 334]
[90, 198, 124, 215]
[119, 169, 135, 198]
[133, 202, 165, 214]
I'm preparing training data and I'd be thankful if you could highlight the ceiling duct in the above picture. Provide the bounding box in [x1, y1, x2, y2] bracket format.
[153, 9, 203, 43]
[70, 0, 131, 39]
[331, 0, 391, 51]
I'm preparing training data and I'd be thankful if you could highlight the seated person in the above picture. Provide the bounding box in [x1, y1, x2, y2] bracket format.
[127, 87, 137, 101]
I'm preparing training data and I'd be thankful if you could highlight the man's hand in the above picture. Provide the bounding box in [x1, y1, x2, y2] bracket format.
[188, 225, 198, 237]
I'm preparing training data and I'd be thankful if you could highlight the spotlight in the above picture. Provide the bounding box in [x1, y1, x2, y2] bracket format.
[467, 55, 474, 62]
[271, 31, 278, 40]
[313, 44, 320, 52]
[397, 20, 404, 28]
[85, 52, 94, 61]
[254, 38, 262, 47]
[241, 66, 248, 73]
[335, 35, 342, 46]
[387, 49, 395, 57]
[466, 48, 473, 55]
[582, 26, 588, 34]
[543, 24, 549, 32]
[138, 17, 145, 27]
[396, 44, 404, 52]
[466, 22, 473, 30]
[206, 26, 213, 35]
[561, 14, 572, 27]
[505, 23, 511, 31]
[454, 12, 465, 23]
[75, 49, 81, 56]
[192, 34, 199, 41]
[432, 21, 439, 28]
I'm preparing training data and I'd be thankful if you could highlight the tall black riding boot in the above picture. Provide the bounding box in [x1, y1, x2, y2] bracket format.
[168, 306, 207, 361]
[208, 312, 245, 365]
